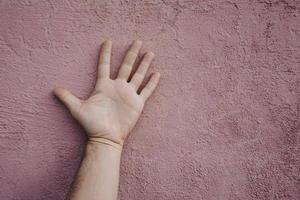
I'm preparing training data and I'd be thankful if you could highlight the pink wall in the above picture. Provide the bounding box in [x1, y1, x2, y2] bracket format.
[0, 0, 299, 199]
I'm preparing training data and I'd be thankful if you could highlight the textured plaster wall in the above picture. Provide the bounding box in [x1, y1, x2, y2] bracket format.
[0, 0, 299, 199]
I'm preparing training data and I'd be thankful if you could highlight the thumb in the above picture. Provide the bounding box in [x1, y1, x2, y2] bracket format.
[53, 87, 82, 114]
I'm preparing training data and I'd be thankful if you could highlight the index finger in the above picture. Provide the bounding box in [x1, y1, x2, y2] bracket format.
[97, 40, 112, 79]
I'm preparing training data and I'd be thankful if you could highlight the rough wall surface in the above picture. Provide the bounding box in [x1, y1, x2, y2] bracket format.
[0, 0, 299, 199]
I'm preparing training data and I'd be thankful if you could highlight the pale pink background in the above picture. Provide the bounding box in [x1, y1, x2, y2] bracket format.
[0, 0, 299, 200]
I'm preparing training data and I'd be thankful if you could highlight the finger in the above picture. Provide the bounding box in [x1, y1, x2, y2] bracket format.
[130, 52, 155, 90]
[97, 40, 112, 79]
[140, 72, 161, 100]
[117, 40, 142, 80]
[53, 87, 81, 114]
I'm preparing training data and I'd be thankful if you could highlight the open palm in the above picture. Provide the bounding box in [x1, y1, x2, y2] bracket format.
[53, 40, 160, 146]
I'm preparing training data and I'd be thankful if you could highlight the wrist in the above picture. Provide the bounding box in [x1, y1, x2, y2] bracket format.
[88, 137, 123, 151]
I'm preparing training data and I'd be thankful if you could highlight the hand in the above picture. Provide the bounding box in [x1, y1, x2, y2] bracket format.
[53, 40, 160, 147]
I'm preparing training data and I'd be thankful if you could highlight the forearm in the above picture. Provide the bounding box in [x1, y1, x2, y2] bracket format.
[66, 139, 122, 200]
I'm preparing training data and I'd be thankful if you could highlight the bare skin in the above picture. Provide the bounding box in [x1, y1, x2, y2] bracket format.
[53, 40, 160, 200]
